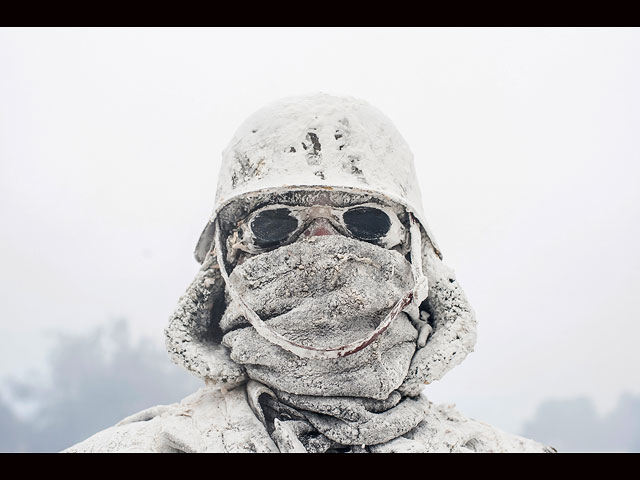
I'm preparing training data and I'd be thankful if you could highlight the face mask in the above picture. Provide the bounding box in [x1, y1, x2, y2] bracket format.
[165, 202, 475, 400]
[219, 235, 421, 400]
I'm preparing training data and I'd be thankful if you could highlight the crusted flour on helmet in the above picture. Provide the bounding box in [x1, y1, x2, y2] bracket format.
[195, 94, 442, 264]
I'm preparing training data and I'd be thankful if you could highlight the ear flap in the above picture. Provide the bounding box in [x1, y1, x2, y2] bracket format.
[399, 234, 477, 397]
[194, 219, 216, 264]
[165, 236, 247, 387]
[176, 217, 476, 393]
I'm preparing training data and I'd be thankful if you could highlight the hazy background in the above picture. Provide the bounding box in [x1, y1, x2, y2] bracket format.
[1, 27, 639, 452]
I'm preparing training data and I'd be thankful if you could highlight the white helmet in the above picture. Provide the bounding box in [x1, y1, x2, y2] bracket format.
[166, 94, 476, 396]
[195, 93, 441, 263]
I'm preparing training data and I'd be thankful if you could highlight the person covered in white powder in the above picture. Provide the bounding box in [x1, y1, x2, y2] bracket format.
[65, 94, 554, 453]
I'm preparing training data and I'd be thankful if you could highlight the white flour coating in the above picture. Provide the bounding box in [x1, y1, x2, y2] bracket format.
[164, 225, 476, 394]
[65, 94, 553, 453]
[194, 93, 442, 263]
[221, 235, 418, 400]
[401, 242, 478, 395]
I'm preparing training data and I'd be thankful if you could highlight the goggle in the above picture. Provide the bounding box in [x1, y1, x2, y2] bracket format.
[227, 203, 407, 260]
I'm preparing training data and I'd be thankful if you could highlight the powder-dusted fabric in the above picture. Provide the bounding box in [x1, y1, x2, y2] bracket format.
[266, 387, 427, 448]
[221, 235, 418, 400]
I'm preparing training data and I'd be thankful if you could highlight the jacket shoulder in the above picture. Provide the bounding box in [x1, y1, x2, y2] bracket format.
[63, 385, 278, 453]
[372, 398, 555, 453]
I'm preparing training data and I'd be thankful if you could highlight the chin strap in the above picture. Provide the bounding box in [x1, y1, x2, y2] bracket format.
[214, 213, 428, 360]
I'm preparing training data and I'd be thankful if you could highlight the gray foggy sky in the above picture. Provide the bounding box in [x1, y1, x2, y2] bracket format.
[1, 27, 639, 433]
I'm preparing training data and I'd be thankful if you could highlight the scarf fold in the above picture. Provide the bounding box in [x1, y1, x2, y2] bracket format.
[246, 380, 427, 453]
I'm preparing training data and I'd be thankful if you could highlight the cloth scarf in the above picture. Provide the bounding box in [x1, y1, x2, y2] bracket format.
[246, 380, 427, 453]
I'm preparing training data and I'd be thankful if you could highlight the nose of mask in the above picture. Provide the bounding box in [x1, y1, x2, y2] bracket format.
[302, 217, 339, 238]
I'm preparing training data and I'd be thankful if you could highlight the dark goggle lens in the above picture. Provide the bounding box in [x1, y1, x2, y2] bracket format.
[343, 206, 391, 241]
[250, 208, 299, 247]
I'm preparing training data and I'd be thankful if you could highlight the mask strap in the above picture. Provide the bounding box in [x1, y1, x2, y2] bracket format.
[214, 213, 428, 360]
[409, 213, 429, 308]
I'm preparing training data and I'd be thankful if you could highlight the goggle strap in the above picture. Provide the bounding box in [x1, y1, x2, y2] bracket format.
[214, 213, 427, 360]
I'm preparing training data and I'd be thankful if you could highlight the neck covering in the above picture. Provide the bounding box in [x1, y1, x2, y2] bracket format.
[246, 380, 428, 452]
